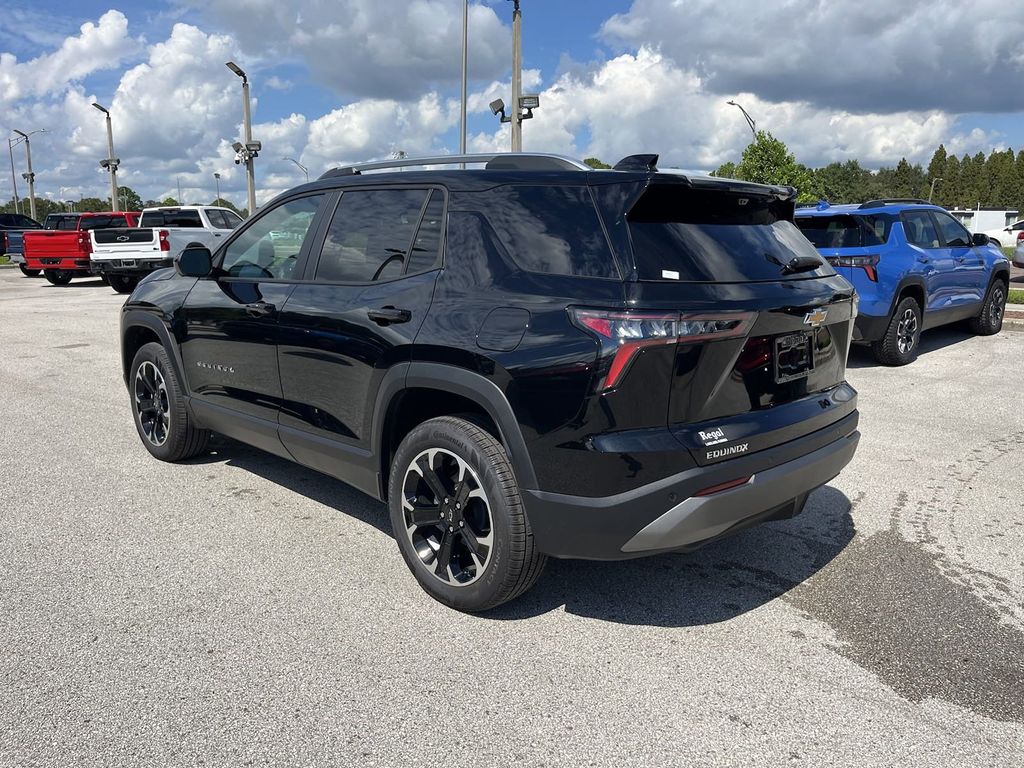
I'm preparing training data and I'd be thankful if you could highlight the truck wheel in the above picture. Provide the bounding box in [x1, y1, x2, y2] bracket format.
[129, 342, 210, 462]
[43, 270, 72, 286]
[19, 265, 40, 277]
[98, 274, 110, 286]
[968, 278, 1006, 336]
[871, 296, 921, 366]
[388, 416, 546, 612]
[109, 275, 136, 294]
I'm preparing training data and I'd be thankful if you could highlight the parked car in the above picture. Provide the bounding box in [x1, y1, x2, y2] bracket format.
[795, 199, 1010, 365]
[120, 152, 861, 611]
[981, 219, 1024, 249]
[90, 206, 243, 293]
[0, 212, 43, 275]
[23, 211, 140, 285]
[1013, 239, 1024, 270]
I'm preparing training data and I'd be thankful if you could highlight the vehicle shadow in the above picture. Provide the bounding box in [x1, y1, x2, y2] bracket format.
[42, 279, 109, 288]
[192, 437, 855, 628]
[846, 324, 978, 368]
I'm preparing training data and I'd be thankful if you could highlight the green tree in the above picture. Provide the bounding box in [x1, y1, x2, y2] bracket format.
[583, 157, 611, 169]
[735, 131, 813, 199]
[77, 197, 109, 212]
[210, 197, 241, 213]
[161, 197, 179, 207]
[711, 161, 739, 179]
[117, 186, 143, 212]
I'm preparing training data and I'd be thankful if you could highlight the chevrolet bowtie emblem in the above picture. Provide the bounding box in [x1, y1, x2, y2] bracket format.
[803, 308, 828, 327]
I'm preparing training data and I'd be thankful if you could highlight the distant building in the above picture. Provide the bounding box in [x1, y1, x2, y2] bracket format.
[949, 208, 1019, 233]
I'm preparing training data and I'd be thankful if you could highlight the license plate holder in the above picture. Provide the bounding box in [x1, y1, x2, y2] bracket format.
[774, 332, 813, 383]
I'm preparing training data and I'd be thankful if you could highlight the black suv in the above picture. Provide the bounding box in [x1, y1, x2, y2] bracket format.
[120, 153, 860, 611]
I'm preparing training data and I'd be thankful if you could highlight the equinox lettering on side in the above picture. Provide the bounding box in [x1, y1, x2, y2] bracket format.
[196, 361, 235, 374]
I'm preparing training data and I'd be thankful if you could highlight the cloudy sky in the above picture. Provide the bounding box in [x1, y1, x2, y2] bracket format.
[1, 0, 1023, 209]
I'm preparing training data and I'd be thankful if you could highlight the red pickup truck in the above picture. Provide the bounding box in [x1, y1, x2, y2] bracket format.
[23, 211, 141, 285]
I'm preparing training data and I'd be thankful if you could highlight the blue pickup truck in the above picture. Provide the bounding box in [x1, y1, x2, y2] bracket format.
[0, 212, 44, 275]
[795, 199, 1010, 365]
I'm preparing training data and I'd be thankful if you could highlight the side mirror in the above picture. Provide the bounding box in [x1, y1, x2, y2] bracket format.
[971, 233, 990, 247]
[176, 246, 213, 277]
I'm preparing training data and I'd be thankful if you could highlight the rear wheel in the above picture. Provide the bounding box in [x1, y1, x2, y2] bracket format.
[129, 342, 210, 461]
[19, 265, 40, 277]
[871, 296, 921, 366]
[388, 416, 546, 612]
[43, 270, 72, 286]
[109, 275, 137, 294]
[969, 279, 1006, 336]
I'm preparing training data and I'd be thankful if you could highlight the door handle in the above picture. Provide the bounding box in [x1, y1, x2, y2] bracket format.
[245, 301, 276, 317]
[917, 255, 930, 263]
[367, 307, 412, 326]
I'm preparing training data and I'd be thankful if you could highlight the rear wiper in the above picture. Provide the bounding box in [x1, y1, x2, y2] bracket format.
[781, 255, 823, 274]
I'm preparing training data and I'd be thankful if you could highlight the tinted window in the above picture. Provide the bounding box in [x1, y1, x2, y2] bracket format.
[796, 215, 863, 248]
[315, 189, 428, 282]
[628, 185, 833, 282]
[933, 211, 972, 247]
[221, 195, 323, 279]
[901, 210, 940, 248]
[208, 209, 242, 230]
[140, 209, 203, 228]
[406, 190, 444, 274]
[0, 214, 40, 228]
[80, 215, 129, 230]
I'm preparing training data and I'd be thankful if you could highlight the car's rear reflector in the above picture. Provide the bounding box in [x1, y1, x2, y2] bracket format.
[694, 475, 753, 496]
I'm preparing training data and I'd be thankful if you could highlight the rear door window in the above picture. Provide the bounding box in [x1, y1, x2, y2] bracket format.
[628, 185, 834, 282]
[901, 210, 941, 248]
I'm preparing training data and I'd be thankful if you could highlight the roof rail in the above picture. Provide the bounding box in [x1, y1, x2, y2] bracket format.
[319, 152, 591, 179]
[858, 198, 930, 209]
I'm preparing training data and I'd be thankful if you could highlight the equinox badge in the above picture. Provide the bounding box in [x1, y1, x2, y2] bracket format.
[803, 308, 828, 327]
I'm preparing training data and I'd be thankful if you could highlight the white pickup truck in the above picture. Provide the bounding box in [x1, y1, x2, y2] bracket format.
[90, 206, 243, 292]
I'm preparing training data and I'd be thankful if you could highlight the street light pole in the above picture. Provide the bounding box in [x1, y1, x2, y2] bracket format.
[6, 138, 20, 214]
[510, 0, 523, 152]
[727, 100, 757, 141]
[227, 62, 258, 215]
[929, 177, 943, 204]
[283, 157, 309, 183]
[214, 172, 221, 203]
[92, 103, 120, 212]
[460, 0, 468, 162]
[13, 129, 42, 221]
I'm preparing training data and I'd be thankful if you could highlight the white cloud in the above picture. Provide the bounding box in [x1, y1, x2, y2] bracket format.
[0, 11, 142, 108]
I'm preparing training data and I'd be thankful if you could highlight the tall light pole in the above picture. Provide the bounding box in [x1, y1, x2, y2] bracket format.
[214, 172, 221, 203]
[6, 138, 21, 214]
[227, 61, 259, 215]
[929, 177, 943, 204]
[727, 100, 757, 142]
[510, 0, 523, 152]
[460, 0, 468, 161]
[13, 129, 44, 221]
[283, 157, 308, 182]
[92, 102, 120, 212]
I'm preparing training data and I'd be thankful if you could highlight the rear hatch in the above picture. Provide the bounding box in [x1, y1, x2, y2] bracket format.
[794, 210, 891, 287]
[91, 227, 160, 258]
[591, 180, 857, 467]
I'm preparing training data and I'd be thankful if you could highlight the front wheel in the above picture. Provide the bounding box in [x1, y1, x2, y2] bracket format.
[19, 265, 40, 277]
[129, 342, 210, 461]
[388, 416, 546, 612]
[871, 296, 921, 366]
[969, 279, 1006, 336]
[109, 275, 137, 294]
[43, 270, 72, 286]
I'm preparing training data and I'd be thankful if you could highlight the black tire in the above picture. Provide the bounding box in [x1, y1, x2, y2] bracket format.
[18, 265, 40, 277]
[388, 416, 546, 612]
[98, 274, 109, 286]
[969, 278, 1006, 336]
[109, 275, 137, 294]
[43, 269, 72, 286]
[871, 296, 922, 366]
[129, 342, 210, 462]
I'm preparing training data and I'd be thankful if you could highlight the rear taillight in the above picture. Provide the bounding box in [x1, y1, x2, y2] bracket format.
[825, 254, 879, 281]
[159, 230, 170, 251]
[1016, 232, 1023, 244]
[570, 308, 754, 391]
[78, 231, 92, 254]
[0, 232, 7, 253]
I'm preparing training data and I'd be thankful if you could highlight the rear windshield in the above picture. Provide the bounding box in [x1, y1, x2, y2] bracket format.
[80, 215, 130, 230]
[45, 215, 80, 230]
[140, 209, 203, 227]
[0, 214, 40, 228]
[796, 213, 894, 248]
[627, 185, 834, 282]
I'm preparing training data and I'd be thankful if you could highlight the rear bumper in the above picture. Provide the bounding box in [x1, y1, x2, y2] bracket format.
[523, 411, 859, 560]
[93, 257, 173, 275]
[852, 313, 889, 343]
[25, 256, 91, 271]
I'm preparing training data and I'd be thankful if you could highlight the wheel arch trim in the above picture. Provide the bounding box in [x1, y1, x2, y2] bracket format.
[120, 310, 187, 394]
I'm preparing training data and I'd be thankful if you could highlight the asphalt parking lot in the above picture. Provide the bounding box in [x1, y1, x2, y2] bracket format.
[1, 268, 1022, 767]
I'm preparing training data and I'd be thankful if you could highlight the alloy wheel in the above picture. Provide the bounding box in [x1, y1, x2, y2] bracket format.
[134, 361, 170, 446]
[402, 448, 493, 586]
[990, 285, 1005, 326]
[896, 308, 918, 354]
